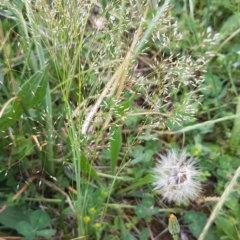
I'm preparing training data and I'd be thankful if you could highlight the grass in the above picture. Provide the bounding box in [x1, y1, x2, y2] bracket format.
[0, 0, 240, 239]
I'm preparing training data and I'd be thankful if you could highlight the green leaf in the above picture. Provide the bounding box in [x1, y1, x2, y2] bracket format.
[130, 146, 144, 165]
[30, 210, 50, 230]
[135, 205, 147, 218]
[139, 228, 150, 240]
[145, 140, 162, 152]
[225, 193, 240, 219]
[135, 196, 158, 218]
[17, 66, 48, 109]
[142, 197, 154, 208]
[220, 13, 240, 38]
[117, 173, 153, 195]
[110, 125, 122, 174]
[80, 153, 100, 181]
[0, 98, 23, 131]
[63, 155, 100, 182]
[123, 235, 137, 240]
[16, 221, 35, 240]
[201, 74, 222, 98]
[215, 214, 239, 240]
[0, 206, 30, 229]
[120, 218, 137, 240]
[229, 96, 240, 154]
[142, 149, 154, 163]
[130, 145, 154, 165]
[135, 204, 159, 218]
[0, 66, 48, 131]
[36, 229, 56, 238]
[62, 206, 74, 215]
[114, 98, 131, 116]
[183, 210, 207, 238]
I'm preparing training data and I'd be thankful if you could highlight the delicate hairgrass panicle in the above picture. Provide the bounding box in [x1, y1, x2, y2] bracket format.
[152, 149, 201, 204]
[130, 12, 209, 130]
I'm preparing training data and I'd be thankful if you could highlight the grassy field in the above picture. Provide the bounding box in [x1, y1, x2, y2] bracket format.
[0, 0, 240, 239]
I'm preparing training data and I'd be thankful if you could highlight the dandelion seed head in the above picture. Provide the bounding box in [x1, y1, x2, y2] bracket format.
[152, 149, 201, 204]
[90, 16, 107, 31]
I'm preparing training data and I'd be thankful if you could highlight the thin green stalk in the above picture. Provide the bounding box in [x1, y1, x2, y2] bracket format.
[24, 0, 54, 175]
[228, 65, 238, 97]
[198, 166, 240, 240]
[177, 113, 240, 133]
[26, 197, 64, 203]
[229, 96, 240, 154]
[173, 235, 178, 240]
[65, 100, 84, 235]
[188, 0, 194, 20]
[133, 0, 170, 55]
[43, 84, 54, 175]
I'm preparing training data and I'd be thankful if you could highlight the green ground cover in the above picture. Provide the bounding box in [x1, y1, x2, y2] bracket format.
[0, 0, 239, 239]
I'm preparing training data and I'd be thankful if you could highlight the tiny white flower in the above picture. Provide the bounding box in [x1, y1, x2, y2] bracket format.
[152, 149, 201, 204]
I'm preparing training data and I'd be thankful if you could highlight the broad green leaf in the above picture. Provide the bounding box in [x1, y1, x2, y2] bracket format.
[80, 153, 100, 181]
[215, 215, 239, 240]
[135, 205, 147, 218]
[120, 218, 137, 240]
[30, 209, 50, 230]
[0, 66, 48, 131]
[183, 210, 207, 238]
[15, 0, 25, 10]
[114, 99, 131, 116]
[0, 99, 22, 131]
[64, 154, 100, 182]
[201, 74, 222, 97]
[110, 126, 122, 174]
[16, 221, 35, 240]
[130, 146, 144, 165]
[17, 66, 48, 109]
[140, 228, 150, 240]
[62, 206, 74, 215]
[225, 193, 240, 219]
[36, 229, 56, 237]
[220, 13, 240, 39]
[142, 197, 154, 208]
[229, 96, 240, 154]
[123, 235, 137, 240]
[0, 206, 30, 229]
[145, 139, 162, 152]
[135, 204, 159, 218]
[117, 174, 153, 195]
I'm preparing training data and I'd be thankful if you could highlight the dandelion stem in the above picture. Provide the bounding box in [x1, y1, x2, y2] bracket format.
[173, 235, 178, 240]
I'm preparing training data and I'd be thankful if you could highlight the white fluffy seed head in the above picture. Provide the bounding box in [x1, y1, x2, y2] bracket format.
[152, 149, 201, 204]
